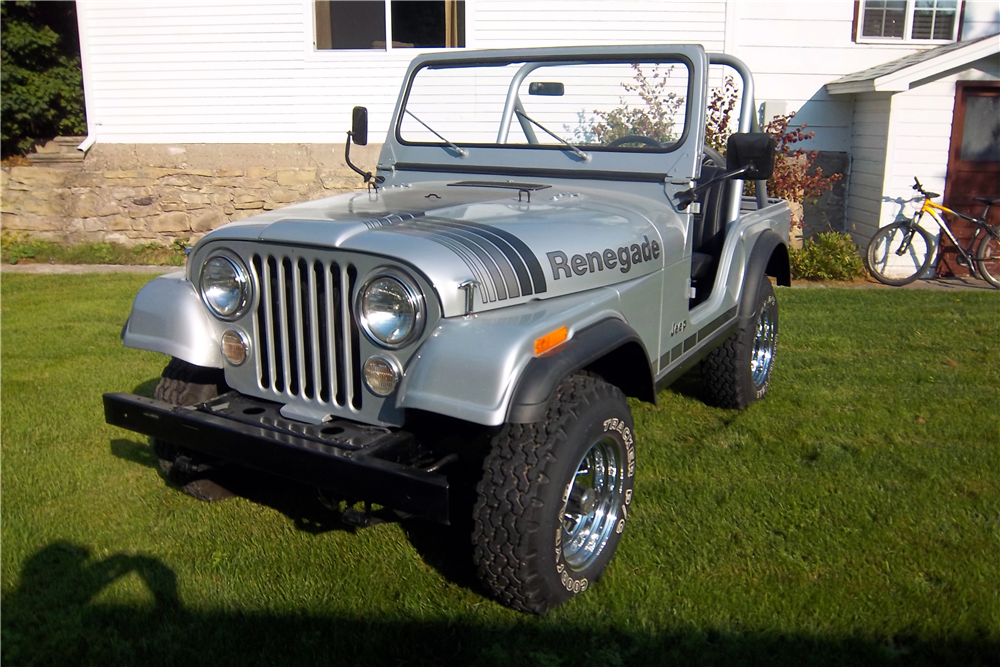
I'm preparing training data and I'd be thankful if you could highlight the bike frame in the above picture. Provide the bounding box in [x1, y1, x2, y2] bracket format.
[911, 197, 998, 271]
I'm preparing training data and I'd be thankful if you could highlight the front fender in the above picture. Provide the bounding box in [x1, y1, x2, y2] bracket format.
[122, 272, 223, 368]
[397, 287, 625, 426]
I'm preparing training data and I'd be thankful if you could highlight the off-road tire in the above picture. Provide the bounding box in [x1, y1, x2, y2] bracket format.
[472, 374, 636, 614]
[152, 358, 234, 502]
[702, 273, 778, 409]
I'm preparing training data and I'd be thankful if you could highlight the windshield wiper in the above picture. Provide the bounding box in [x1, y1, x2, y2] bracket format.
[514, 109, 591, 162]
[404, 110, 468, 157]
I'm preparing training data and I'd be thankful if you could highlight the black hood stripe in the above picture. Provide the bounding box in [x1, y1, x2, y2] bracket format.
[374, 217, 548, 304]
[458, 219, 548, 295]
[423, 217, 534, 298]
[389, 224, 500, 303]
[420, 217, 530, 299]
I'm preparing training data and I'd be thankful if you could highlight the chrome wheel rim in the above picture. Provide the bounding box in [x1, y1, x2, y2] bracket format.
[750, 306, 775, 388]
[561, 437, 624, 571]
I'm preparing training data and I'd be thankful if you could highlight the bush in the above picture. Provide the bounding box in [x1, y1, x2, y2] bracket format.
[1, 1, 87, 157]
[590, 64, 687, 144]
[790, 231, 866, 281]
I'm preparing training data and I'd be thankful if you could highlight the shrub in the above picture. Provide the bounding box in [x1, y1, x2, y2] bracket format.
[1, 1, 87, 157]
[590, 64, 686, 145]
[790, 231, 866, 281]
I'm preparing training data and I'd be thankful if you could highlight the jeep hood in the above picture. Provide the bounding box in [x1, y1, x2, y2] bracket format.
[201, 182, 676, 317]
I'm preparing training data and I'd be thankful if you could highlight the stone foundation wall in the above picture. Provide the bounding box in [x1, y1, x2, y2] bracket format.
[0, 142, 381, 246]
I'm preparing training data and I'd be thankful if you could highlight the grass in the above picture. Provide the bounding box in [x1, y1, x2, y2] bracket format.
[1, 274, 998, 667]
[1, 231, 188, 266]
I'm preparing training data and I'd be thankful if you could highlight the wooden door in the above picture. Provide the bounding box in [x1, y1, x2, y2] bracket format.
[941, 81, 1000, 276]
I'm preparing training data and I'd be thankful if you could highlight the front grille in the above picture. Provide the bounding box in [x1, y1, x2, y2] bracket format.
[250, 253, 362, 409]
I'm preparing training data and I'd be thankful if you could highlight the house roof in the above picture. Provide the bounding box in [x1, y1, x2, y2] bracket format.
[826, 33, 1000, 94]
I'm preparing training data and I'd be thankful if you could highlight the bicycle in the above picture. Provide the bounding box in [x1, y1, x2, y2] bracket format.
[865, 178, 1000, 288]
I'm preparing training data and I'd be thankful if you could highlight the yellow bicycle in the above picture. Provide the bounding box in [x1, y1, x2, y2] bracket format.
[866, 178, 1000, 288]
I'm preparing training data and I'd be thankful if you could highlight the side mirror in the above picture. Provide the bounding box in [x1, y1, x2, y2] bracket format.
[726, 133, 775, 180]
[351, 106, 368, 146]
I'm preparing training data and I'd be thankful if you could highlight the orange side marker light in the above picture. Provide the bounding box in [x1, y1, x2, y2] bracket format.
[534, 326, 568, 355]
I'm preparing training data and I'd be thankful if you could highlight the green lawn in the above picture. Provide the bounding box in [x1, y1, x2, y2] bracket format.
[2, 274, 998, 667]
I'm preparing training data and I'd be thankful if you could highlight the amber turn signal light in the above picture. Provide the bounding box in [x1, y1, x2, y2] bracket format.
[534, 326, 568, 355]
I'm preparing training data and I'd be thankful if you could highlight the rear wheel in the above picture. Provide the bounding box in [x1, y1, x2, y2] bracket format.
[702, 273, 778, 409]
[866, 220, 936, 286]
[974, 228, 1000, 288]
[152, 358, 234, 502]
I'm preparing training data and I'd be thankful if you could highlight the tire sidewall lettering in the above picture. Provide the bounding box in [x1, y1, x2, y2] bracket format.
[552, 411, 635, 597]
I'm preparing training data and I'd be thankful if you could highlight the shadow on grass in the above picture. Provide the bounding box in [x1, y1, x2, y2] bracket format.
[110, 437, 360, 536]
[3, 542, 997, 667]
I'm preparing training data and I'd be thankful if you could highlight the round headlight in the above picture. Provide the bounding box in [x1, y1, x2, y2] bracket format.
[358, 272, 423, 348]
[201, 255, 250, 319]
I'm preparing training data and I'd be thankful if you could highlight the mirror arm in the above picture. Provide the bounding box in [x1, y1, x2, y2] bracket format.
[345, 132, 385, 188]
[674, 165, 751, 211]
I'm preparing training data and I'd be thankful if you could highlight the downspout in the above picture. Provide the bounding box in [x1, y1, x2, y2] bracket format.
[77, 135, 96, 153]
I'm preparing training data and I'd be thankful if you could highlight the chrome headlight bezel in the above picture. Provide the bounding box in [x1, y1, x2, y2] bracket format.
[199, 252, 252, 321]
[355, 268, 425, 349]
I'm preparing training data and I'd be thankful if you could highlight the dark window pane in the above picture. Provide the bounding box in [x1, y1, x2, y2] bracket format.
[911, 0, 956, 39]
[960, 96, 1000, 162]
[862, 0, 907, 38]
[391, 1, 443, 47]
[391, 1, 464, 48]
[318, 1, 386, 50]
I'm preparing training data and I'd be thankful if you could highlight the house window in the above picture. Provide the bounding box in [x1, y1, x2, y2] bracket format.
[315, 1, 465, 50]
[856, 0, 960, 42]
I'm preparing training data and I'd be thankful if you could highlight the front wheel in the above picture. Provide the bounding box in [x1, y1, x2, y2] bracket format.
[974, 227, 1000, 288]
[152, 358, 234, 502]
[866, 220, 936, 286]
[472, 374, 635, 614]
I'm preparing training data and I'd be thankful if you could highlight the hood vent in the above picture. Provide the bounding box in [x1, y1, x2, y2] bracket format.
[448, 180, 551, 191]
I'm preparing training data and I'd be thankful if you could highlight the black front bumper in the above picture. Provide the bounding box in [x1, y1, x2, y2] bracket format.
[103, 392, 450, 524]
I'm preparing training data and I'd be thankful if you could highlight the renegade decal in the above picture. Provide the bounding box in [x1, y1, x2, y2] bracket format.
[547, 236, 661, 280]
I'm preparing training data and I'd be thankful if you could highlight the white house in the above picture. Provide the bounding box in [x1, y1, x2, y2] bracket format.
[44, 2, 1000, 251]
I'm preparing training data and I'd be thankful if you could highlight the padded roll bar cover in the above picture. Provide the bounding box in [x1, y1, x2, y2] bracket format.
[506, 318, 652, 424]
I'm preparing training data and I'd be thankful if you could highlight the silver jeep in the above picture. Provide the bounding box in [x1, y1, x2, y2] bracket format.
[104, 44, 790, 614]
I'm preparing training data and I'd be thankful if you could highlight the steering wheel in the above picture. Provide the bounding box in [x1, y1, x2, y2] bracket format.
[606, 135, 664, 148]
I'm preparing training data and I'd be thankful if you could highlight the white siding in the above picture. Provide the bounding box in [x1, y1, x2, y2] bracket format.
[78, 0, 426, 143]
[881, 66, 1000, 224]
[77, 0, 727, 144]
[470, 1, 726, 50]
[961, 1, 1000, 39]
[731, 1, 936, 152]
[846, 92, 892, 243]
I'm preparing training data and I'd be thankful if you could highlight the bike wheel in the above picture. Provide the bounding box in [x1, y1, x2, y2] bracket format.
[865, 221, 936, 286]
[975, 227, 1000, 289]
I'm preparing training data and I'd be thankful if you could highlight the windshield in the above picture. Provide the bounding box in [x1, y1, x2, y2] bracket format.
[398, 58, 692, 153]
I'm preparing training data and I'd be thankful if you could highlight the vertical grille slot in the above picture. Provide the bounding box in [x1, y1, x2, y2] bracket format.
[251, 252, 358, 409]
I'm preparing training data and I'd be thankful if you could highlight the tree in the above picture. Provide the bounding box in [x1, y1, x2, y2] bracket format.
[1, 1, 87, 158]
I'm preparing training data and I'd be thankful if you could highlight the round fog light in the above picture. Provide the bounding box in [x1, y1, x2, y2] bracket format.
[221, 329, 249, 365]
[363, 356, 400, 396]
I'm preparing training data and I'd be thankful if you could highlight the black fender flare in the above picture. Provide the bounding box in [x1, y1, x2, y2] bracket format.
[506, 318, 653, 424]
[740, 230, 789, 320]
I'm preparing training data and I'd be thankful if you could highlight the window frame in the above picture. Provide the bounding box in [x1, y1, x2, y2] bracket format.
[853, 0, 963, 45]
[313, 0, 465, 53]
